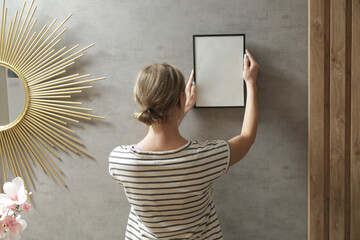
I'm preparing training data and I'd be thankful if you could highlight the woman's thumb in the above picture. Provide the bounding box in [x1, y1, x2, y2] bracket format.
[244, 54, 250, 70]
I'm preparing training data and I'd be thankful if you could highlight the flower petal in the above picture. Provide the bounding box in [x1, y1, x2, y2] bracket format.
[3, 182, 17, 198]
[3, 177, 23, 198]
[0, 193, 13, 205]
[12, 177, 24, 195]
[18, 219, 27, 231]
[15, 186, 27, 205]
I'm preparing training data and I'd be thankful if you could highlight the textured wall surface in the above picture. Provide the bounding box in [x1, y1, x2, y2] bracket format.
[3, 0, 307, 239]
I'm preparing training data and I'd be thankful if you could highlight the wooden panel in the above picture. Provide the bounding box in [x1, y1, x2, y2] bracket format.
[308, 0, 359, 239]
[329, 0, 346, 239]
[351, 0, 360, 238]
[324, 1, 331, 239]
[345, 0, 352, 239]
[308, 0, 327, 238]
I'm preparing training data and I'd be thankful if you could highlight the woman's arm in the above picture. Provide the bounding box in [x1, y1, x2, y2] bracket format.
[228, 49, 259, 166]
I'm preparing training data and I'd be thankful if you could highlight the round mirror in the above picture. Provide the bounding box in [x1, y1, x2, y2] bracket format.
[0, 65, 26, 127]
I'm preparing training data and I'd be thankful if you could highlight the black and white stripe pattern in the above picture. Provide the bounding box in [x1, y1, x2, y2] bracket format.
[109, 140, 231, 240]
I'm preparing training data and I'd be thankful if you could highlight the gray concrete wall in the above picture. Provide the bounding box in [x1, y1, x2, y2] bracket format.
[5, 0, 307, 239]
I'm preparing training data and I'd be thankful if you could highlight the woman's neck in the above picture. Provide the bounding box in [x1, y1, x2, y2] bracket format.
[137, 120, 188, 151]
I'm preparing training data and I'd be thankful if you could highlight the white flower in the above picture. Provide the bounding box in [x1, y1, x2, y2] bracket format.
[0, 177, 27, 206]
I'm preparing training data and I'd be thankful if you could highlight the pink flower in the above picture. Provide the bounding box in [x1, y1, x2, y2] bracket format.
[3, 216, 22, 234]
[21, 202, 31, 212]
[0, 215, 27, 240]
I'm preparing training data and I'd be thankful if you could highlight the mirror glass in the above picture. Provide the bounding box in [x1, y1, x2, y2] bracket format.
[0, 66, 25, 126]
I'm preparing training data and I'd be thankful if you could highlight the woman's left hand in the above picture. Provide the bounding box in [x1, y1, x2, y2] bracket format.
[184, 70, 196, 114]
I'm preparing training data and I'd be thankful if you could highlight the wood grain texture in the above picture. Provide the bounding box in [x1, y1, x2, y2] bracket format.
[324, 1, 331, 239]
[351, 0, 360, 238]
[329, 0, 346, 239]
[309, 0, 359, 239]
[345, 0, 352, 239]
[308, 0, 326, 238]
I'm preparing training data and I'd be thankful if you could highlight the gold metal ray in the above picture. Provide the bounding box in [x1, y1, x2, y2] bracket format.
[29, 73, 81, 88]
[0, 0, 105, 194]
[8, 0, 35, 64]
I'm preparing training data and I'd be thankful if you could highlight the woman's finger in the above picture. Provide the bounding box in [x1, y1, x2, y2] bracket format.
[245, 49, 256, 63]
[191, 83, 196, 96]
[187, 70, 194, 89]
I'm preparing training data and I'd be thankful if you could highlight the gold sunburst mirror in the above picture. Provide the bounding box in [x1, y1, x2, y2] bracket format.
[0, 0, 105, 192]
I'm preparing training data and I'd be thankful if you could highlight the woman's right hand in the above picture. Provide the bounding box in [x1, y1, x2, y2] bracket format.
[243, 49, 259, 85]
[184, 70, 196, 115]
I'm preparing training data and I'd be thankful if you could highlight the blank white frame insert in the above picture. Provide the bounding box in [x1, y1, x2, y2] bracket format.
[193, 34, 245, 107]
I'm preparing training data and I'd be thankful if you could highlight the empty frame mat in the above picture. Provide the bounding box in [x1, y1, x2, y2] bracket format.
[193, 34, 245, 107]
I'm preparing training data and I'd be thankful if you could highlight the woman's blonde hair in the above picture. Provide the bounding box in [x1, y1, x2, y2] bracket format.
[134, 63, 185, 125]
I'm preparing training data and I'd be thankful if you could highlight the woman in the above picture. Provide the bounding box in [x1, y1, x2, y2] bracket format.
[109, 49, 259, 239]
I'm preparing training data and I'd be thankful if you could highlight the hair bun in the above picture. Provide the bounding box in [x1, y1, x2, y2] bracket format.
[146, 107, 153, 113]
[134, 107, 165, 126]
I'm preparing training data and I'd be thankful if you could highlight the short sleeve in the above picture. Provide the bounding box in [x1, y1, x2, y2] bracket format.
[207, 139, 231, 175]
[193, 139, 231, 179]
[108, 146, 123, 185]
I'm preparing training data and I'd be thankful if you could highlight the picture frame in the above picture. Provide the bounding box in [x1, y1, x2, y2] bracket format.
[193, 34, 246, 108]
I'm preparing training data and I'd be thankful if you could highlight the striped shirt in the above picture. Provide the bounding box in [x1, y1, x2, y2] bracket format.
[109, 140, 231, 240]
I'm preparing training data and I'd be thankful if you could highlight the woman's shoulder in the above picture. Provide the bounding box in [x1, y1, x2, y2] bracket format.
[109, 145, 134, 156]
[109, 140, 229, 159]
[190, 139, 228, 147]
[188, 139, 229, 151]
